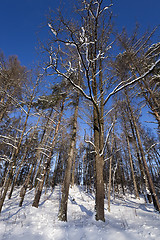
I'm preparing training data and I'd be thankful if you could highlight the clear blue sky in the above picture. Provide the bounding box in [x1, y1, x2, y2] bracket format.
[0, 0, 159, 68]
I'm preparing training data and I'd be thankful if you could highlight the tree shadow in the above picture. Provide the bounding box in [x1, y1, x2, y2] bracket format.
[38, 190, 54, 207]
[68, 194, 93, 217]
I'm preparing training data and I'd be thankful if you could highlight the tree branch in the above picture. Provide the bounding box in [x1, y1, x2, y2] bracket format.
[104, 58, 160, 105]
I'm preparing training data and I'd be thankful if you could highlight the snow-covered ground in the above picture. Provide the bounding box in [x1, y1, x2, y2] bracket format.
[0, 186, 159, 240]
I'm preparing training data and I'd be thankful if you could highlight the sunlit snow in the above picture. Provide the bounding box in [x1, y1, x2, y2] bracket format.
[0, 186, 159, 240]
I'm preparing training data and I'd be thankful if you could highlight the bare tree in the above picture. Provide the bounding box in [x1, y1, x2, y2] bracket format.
[0, 76, 40, 213]
[58, 89, 80, 221]
[43, 0, 160, 220]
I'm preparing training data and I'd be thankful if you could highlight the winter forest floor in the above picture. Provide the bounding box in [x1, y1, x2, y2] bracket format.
[0, 186, 160, 240]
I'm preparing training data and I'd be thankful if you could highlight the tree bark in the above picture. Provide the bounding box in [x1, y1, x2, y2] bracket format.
[58, 94, 79, 221]
[19, 164, 34, 207]
[108, 128, 114, 212]
[93, 104, 105, 221]
[32, 100, 64, 208]
[71, 153, 76, 188]
[125, 91, 160, 212]
[0, 95, 33, 213]
[126, 134, 139, 199]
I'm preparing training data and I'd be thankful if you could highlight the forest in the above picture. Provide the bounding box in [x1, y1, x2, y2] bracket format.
[0, 0, 160, 226]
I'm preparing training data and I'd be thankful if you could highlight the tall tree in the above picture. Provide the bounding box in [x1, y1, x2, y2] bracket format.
[44, 0, 160, 220]
[58, 88, 80, 221]
[0, 52, 26, 123]
[0, 76, 40, 213]
[125, 90, 160, 212]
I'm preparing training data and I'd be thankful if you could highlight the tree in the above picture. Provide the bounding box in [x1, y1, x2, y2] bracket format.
[125, 91, 160, 212]
[0, 75, 40, 213]
[0, 52, 26, 123]
[44, 0, 160, 220]
[32, 82, 66, 208]
[45, 0, 113, 222]
[58, 88, 80, 221]
[116, 29, 160, 129]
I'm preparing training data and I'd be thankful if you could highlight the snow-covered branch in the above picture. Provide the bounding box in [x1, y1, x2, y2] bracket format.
[0, 155, 12, 162]
[85, 140, 96, 149]
[39, 151, 50, 158]
[0, 86, 28, 115]
[1, 140, 17, 149]
[99, 4, 113, 16]
[36, 178, 43, 182]
[104, 58, 160, 105]
[0, 135, 18, 143]
[54, 68, 92, 101]
[35, 147, 50, 153]
[23, 126, 38, 137]
[48, 23, 57, 36]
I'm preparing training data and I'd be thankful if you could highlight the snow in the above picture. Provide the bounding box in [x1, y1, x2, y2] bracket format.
[0, 186, 160, 240]
[48, 23, 57, 36]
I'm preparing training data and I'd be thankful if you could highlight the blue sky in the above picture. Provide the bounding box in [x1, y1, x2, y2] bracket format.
[0, 0, 159, 68]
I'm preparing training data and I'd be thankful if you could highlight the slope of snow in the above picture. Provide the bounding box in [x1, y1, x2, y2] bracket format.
[0, 185, 159, 240]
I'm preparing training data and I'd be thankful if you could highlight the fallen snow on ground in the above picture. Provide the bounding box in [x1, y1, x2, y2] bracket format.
[0, 186, 159, 240]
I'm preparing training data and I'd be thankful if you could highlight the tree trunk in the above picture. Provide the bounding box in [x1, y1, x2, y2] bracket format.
[125, 92, 160, 212]
[32, 100, 64, 208]
[8, 115, 40, 199]
[108, 121, 115, 212]
[19, 164, 34, 207]
[0, 98, 33, 213]
[108, 154, 112, 212]
[58, 94, 79, 221]
[93, 104, 105, 221]
[31, 108, 54, 189]
[0, 170, 12, 212]
[71, 153, 76, 188]
[126, 134, 139, 199]
[127, 110, 152, 201]
[0, 162, 9, 187]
